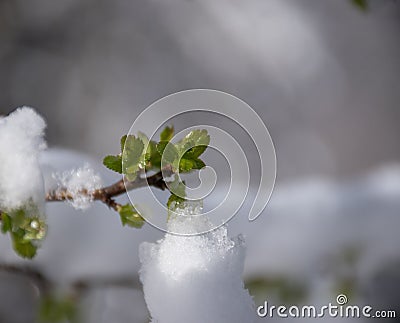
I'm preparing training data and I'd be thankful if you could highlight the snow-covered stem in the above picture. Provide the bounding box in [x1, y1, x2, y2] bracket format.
[48, 168, 172, 210]
[0, 168, 173, 220]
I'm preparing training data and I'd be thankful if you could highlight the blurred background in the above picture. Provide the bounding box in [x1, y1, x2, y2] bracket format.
[0, 0, 399, 322]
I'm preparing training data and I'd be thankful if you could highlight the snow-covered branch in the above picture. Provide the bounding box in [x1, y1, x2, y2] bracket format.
[45, 168, 172, 211]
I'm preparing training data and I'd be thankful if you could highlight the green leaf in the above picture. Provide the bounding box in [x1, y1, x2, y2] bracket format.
[191, 158, 206, 170]
[1, 213, 12, 233]
[103, 155, 123, 174]
[186, 129, 209, 143]
[167, 194, 186, 211]
[137, 131, 149, 146]
[137, 132, 150, 169]
[12, 236, 37, 259]
[2, 205, 46, 259]
[172, 130, 209, 172]
[178, 129, 209, 152]
[148, 140, 161, 169]
[158, 141, 179, 169]
[179, 158, 194, 172]
[118, 204, 145, 228]
[156, 140, 168, 155]
[183, 145, 207, 160]
[168, 174, 186, 198]
[160, 125, 174, 141]
[166, 174, 187, 217]
[351, 0, 368, 11]
[120, 135, 127, 152]
[181, 129, 209, 159]
[122, 135, 145, 180]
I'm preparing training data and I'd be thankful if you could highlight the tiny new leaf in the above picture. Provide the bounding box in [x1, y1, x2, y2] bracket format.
[122, 135, 145, 181]
[147, 140, 162, 169]
[191, 158, 206, 170]
[118, 204, 145, 228]
[175, 129, 209, 172]
[120, 134, 127, 152]
[179, 158, 194, 172]
[12, 237, 37, 259]
[160, 125, 174, 141]
[1, 212, 11, 233]
[167, 194, 186, 211]
[103, 155, 122, 174]
[178, 129, 210, 154]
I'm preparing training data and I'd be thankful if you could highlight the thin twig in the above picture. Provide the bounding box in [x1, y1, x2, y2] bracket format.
[0, 169, 173, 216]
[45, 167, 173, 211]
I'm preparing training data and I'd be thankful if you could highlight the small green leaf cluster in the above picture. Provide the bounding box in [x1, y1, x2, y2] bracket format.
[175, 129, 209, 172]
[103, 126, 209, 176]
[1, 205, 47, 258]
[158, 129, 209, 173]
[103, 126, 209, 215]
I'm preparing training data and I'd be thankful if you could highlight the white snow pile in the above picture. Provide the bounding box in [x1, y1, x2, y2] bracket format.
[52, 163, 102, 210]
[139, 202, 256, 323]
[0, 107, 46, 211]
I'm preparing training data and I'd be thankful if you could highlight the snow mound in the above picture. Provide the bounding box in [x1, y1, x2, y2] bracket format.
[139, 202, 256, 323]
[0, 107, 46, 211]
[53, 163, 102, 210]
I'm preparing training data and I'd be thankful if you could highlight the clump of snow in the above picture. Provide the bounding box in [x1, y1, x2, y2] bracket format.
[53, 163, 102, 210]
[139, 202, 256, 323]
[0, 107, 46, 212]
[171, 199, 204, 218]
